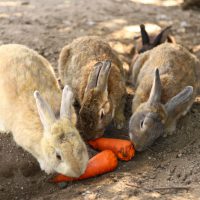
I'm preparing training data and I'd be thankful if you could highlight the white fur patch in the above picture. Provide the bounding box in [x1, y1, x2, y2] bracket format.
[38, 159, 54, 174]
[129, 132, 133, 141]
[56, 162, 79, 177]
[0, 121, 9, 134]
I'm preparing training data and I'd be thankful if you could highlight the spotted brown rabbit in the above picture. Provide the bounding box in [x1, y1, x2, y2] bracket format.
[58, 36, 126, 140]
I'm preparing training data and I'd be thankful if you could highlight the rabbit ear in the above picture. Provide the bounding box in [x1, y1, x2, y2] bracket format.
[96, 60, 112, 93]
[165, 86, 193, 117]
[152, 26, 172, 47]
[148, 68, 162, 105]
[85, 62, 102, 94]
[34, 91, 56, 133]
[140, 24, 150, 45]
[60, 85, 75, 121]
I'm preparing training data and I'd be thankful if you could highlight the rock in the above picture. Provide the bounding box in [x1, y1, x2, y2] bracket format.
[85, 193, 97, 200]
[156, 14, 169, 21]
[58, 182, 68, 189]
[87, 20, 96, 26]
[180, 21, 190, 28]
[176, 153, 182, 158]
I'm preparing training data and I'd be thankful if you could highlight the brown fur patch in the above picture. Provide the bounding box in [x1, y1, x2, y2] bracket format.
[58, 36, 126, 137]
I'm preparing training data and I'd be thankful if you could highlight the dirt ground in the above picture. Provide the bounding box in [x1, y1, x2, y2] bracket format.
[1, 0, 200, 199]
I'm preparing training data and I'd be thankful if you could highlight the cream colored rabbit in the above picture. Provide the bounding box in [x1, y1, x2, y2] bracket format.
[0, 44, 88, 177]
[129, 43, 200, 151]
[58, 36, 126, 140]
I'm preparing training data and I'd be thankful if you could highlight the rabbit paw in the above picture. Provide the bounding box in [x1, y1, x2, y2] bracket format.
[163, 122, 177, 137]
[163, 131, 174, 138]
[113, 113, 126, 129]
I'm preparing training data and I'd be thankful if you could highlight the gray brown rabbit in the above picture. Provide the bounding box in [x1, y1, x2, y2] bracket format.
[129, 42, 200, 151]
[58, 36, 126, 140]
[0, 44, 89, 177]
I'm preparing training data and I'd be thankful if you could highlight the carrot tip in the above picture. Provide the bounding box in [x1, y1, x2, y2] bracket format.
[88, 138, 135, 161]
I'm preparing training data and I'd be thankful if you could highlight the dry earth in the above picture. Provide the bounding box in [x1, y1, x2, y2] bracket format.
[1, 0, 200, 199]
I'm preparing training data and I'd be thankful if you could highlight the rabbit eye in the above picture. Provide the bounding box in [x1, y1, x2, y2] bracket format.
[56, 153, 62, 161]
[140, 120, 144, 128]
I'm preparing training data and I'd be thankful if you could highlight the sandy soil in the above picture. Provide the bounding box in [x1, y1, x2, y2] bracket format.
[1, 0, 200, 199]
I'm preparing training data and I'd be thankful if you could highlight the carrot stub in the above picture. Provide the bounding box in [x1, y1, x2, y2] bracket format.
[51, 150, 118, 183]
[88, 138, 135, 161]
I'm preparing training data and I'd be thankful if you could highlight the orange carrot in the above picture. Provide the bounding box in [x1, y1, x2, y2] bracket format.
[51, 150, 118, 183]
[88, 138, 135, 161]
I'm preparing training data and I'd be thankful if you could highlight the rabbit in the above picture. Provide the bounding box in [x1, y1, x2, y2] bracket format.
[58, 36, 126, 140]
[0, 44, 89, 177]
[129, 24, 175, 84]
[129, 42, 200, 151]
[134, 24, 175, 54]
[182, 0, 200, 9]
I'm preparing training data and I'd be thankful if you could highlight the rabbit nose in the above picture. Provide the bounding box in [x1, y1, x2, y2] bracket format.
[134, 144, 146, 152]
[129, 132, 146, 151]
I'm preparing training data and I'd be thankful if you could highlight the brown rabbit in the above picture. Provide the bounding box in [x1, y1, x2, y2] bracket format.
[58, 36, 126, 140]
[182, 0, 200, 10]
[129, 43, 200, 151]
[134, 24, 175, 54]
[129, 24, 175, 83]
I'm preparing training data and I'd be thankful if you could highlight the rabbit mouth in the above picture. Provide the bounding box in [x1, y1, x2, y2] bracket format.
[131, 139, 149, 151]
[129, 132, 151, 152]
[84, 129, 105, 140]
[93, 131, 105, 139]
[133, 143, 148, 152]
[129, 130, 162, 152]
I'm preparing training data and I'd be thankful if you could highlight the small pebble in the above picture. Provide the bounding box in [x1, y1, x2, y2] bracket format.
[82, 190, 91, 195]
[87, 20, 95, 26]
[177, 153, 182, 158]
[156, 14, 169, 20]
[180, 21, 189, 28]
[58, 182, 68, 189]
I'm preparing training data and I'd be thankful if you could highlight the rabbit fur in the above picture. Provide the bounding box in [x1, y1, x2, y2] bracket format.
[129, 43, 200, 151]
[58, 36, 126, 140]
[0, 44, 89, 177]
[129, 24, 175, 83]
